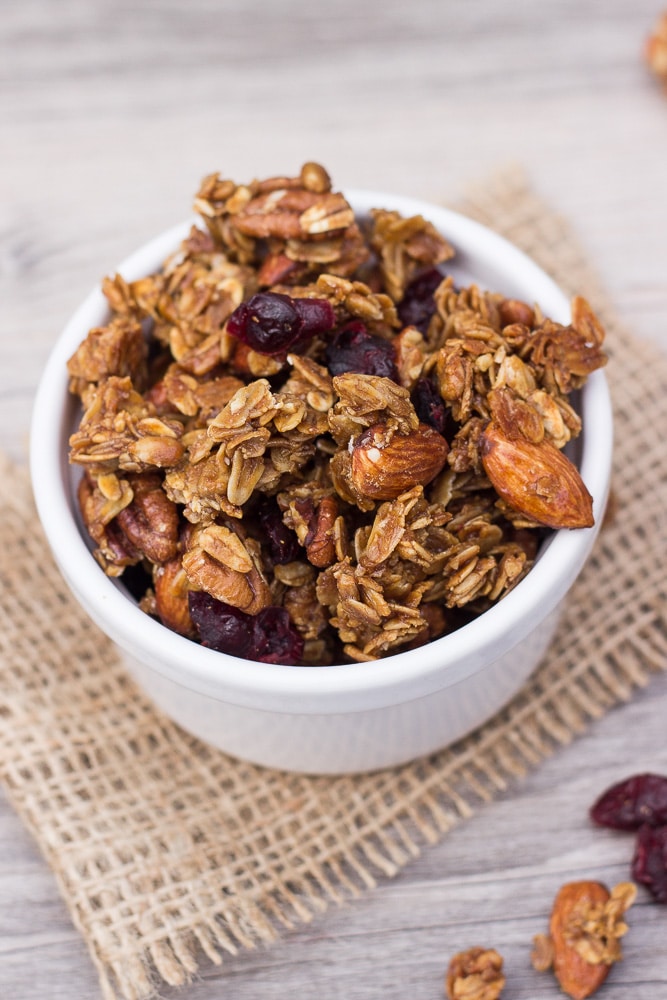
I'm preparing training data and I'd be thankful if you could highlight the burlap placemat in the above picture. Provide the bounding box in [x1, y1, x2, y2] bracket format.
[1, 171, 666, 1000]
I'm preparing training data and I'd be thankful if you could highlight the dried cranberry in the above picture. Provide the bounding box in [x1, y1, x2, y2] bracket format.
[227, 292, 334, 355]
[292, 297, 337, 345]
[324, 321, 399, 381]
[255, 497, 301, 565]
[632, 824, 667, 903]
[590, 773, 667, 830]
[188, 592, 304, 664]
[250, 606, 304, 665]
[411, 377, 450, 436]
[397, 267, 444, 333]
[189, 591, 252, 657]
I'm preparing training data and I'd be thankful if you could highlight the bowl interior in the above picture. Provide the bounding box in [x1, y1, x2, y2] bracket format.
[30, 192, 613, 713]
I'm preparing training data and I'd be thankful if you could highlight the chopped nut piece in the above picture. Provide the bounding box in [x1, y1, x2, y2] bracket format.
[304, 496, 340, 568]
[531, 933, 555, 972]
[115, 472, 180, 564]
[445, 946, 505, 1000]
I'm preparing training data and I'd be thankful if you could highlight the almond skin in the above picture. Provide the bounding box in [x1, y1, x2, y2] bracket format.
[549, 881, 611, 1000]
[351, 422, 449, 500]
[480, 421, 594, 529]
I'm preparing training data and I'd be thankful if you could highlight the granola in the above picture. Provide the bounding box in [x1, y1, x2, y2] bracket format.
[445, 946, 506, 1000]
[67, 163, 607, 665]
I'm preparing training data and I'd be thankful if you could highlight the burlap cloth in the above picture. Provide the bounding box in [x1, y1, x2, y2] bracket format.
[1, 171, 666, 1000]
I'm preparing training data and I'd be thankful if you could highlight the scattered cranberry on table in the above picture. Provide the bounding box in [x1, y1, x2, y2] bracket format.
[591, 773, 667, 904]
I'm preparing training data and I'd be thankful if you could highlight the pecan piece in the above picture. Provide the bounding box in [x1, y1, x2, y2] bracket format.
[445, 946, 505, 1000]
[394, 325, 427, 389]
[115, 473, 180, 564]
[305, 496, 339, 569]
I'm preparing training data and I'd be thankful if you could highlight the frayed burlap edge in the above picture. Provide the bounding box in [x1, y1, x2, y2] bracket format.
[1, 169, 666, 1000]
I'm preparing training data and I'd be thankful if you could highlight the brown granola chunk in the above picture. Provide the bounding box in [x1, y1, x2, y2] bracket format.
[445, 946, 505, 1000]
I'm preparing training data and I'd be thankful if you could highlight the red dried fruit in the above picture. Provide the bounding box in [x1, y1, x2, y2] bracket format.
[249, 606, 305, 665]
[324, 320, 399, 381]
[632, 824, 667, 903]
[189, 591, 251, 655]
[590, 773, 667, 830]
[255, 497, 301, 565]
[292, 296, 337, 343]
[188, 591, 304, 665]
[227, 291, 334, 354]
[411, 376, 450, 436]
[397, 267, 444, 333]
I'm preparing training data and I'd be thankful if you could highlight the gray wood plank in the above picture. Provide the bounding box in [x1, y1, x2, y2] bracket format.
[2, 0, 667, 995]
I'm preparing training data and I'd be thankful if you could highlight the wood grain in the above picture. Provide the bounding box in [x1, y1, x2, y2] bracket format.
[2, 1, 667, 996]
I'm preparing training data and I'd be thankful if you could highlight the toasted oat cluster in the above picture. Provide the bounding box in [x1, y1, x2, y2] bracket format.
[67, 162, 607, 665]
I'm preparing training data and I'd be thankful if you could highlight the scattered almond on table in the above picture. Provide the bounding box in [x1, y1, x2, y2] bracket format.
[645, 11, 667, 88]
[531, 880, 636, 1000]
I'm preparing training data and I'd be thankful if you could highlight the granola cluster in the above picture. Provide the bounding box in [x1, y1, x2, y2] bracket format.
[446, 946, 506, 1000]
[67, 162, 607, 665]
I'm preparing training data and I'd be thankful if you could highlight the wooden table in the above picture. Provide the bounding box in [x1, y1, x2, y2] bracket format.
[2, 2, 667, 996]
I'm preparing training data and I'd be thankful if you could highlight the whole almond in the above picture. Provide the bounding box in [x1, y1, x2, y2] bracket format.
[549, 881, 611, 1000]
[350, 422, 449, 500]
[480, 421, 594, 529]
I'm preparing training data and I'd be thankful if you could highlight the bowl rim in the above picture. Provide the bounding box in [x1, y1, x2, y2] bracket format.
[30, 190, 613, 714]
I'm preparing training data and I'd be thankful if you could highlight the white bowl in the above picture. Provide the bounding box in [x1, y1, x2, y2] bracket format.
[30, 191, 613, 774]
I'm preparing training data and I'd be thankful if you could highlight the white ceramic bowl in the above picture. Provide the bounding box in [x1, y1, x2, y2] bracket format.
[30, 191, 613, 774]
